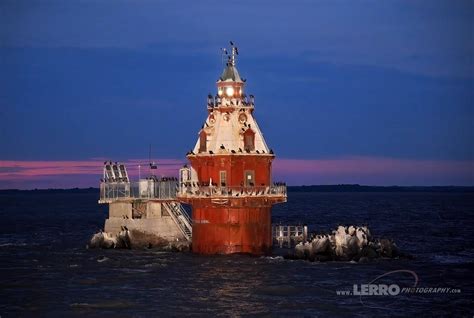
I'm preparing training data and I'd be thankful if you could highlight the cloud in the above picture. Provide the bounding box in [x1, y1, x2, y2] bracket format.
[0, 156, 472, 189]
[0, 159, 185, 189]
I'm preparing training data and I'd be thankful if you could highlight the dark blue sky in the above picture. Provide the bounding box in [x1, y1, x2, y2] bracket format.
[0, 0, 473, 186]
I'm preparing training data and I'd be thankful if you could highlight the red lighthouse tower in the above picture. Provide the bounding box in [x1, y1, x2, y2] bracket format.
[177, 43, 287, 255]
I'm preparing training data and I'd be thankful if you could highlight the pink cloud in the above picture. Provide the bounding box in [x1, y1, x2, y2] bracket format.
[0, 156, 473, 189]
[0, 159, 185, 189]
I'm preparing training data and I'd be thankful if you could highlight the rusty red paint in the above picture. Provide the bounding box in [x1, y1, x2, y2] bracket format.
[192, 206, 272, 255]
[181, 155, 278, 255]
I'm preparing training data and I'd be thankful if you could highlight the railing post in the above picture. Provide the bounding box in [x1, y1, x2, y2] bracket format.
[279, 225, 283, 248]
[287, 225, 291, 248]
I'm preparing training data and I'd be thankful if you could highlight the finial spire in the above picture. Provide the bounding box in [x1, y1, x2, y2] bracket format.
[217, 42, 243, 83]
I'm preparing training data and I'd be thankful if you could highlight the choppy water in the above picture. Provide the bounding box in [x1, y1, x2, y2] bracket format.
[0, 190, 473, 317]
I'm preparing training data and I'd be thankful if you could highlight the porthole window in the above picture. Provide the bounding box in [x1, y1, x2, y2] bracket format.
[239, 113, 247, 124]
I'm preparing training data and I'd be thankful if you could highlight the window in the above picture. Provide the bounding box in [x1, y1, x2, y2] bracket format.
[219, 171, 227, 187]
[244, 170, 255, 187]
[199, 131, 207, 153]
[243, 129, 255, 151]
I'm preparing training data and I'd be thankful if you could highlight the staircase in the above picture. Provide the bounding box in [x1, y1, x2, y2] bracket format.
[163, 202, 192, 241]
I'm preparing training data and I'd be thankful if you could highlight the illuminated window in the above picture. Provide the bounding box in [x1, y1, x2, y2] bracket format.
[244, 170, 255, 187]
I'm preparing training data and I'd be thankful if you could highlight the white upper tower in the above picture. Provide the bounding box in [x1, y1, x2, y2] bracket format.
[191, 42, 271, 156]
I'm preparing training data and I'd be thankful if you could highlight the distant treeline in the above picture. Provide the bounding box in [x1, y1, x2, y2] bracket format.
[0, 187, 99, 194]
[1, 185, 473, 194]
[288, 184, 474, 193]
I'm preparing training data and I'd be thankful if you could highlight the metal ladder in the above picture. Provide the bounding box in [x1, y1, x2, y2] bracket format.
[163, 202, 192, 241]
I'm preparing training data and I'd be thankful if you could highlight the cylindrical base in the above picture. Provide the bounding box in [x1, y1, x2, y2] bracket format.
[192, 206, 272, 255]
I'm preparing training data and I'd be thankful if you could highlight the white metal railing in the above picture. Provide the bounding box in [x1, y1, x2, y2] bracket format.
[177, 183, 287, 199]
[272, 224, 308, 248]
[99, 180, 287, 202]
[99, 180, 178, 202]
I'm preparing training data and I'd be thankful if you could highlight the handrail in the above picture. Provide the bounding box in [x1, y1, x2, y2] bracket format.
[99, 180, 178, 202]
[272, 224, 308, 248]
[163, 202, 192, 241]
[177, 184, 287, 198]
[99, 181, 287, 202]
[174, 202, 192, 230]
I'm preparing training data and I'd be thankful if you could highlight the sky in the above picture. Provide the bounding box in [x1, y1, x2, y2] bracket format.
[0, 0, 473, 188]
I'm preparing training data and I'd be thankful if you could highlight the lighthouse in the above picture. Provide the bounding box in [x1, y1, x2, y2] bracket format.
[177, 43, 287, 255]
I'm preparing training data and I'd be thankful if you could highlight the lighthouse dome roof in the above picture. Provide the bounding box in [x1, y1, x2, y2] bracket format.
[218, 64, 243, 83]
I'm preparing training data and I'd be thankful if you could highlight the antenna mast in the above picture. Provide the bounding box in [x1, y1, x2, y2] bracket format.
[220, 47, 228, 66]
[229, 41, 238, 66]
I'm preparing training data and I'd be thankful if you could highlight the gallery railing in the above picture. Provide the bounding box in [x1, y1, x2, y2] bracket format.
[99, 181, 287, 202]
[272, 224, 308, 248]
[177, 183, 287, 198]
[99, 180, 178, 203]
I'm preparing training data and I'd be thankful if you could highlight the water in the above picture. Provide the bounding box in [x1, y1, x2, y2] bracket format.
[0, 190, 473, 316]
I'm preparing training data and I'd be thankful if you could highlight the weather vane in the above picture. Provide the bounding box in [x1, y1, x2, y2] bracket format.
[220, 41, 238, 66]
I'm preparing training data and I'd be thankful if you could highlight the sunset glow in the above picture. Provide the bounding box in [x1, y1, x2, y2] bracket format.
[1, 157, 472, 189]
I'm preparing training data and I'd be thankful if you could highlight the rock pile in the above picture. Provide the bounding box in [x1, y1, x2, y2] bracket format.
[287, 225, 410, 262]
[88, 229, 190, 251]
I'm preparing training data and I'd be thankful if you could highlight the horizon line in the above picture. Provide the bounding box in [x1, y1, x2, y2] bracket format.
[1, 184, 474, 192]
[1, 156, 473, 189]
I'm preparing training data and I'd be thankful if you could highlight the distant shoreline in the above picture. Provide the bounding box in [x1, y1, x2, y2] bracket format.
[1, 185, 473, 194]
[288, 185, 474, 193]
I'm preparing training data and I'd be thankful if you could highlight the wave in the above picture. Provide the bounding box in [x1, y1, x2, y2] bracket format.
[0, 242, 28, 247]
[97, 256, 109, 263]
[70, 301, 135, 310]
[432, 253, 474, 265]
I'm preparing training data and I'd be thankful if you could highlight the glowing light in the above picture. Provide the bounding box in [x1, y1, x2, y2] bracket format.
[226, 86, 234, 97]
[218, 89, 223, 96]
